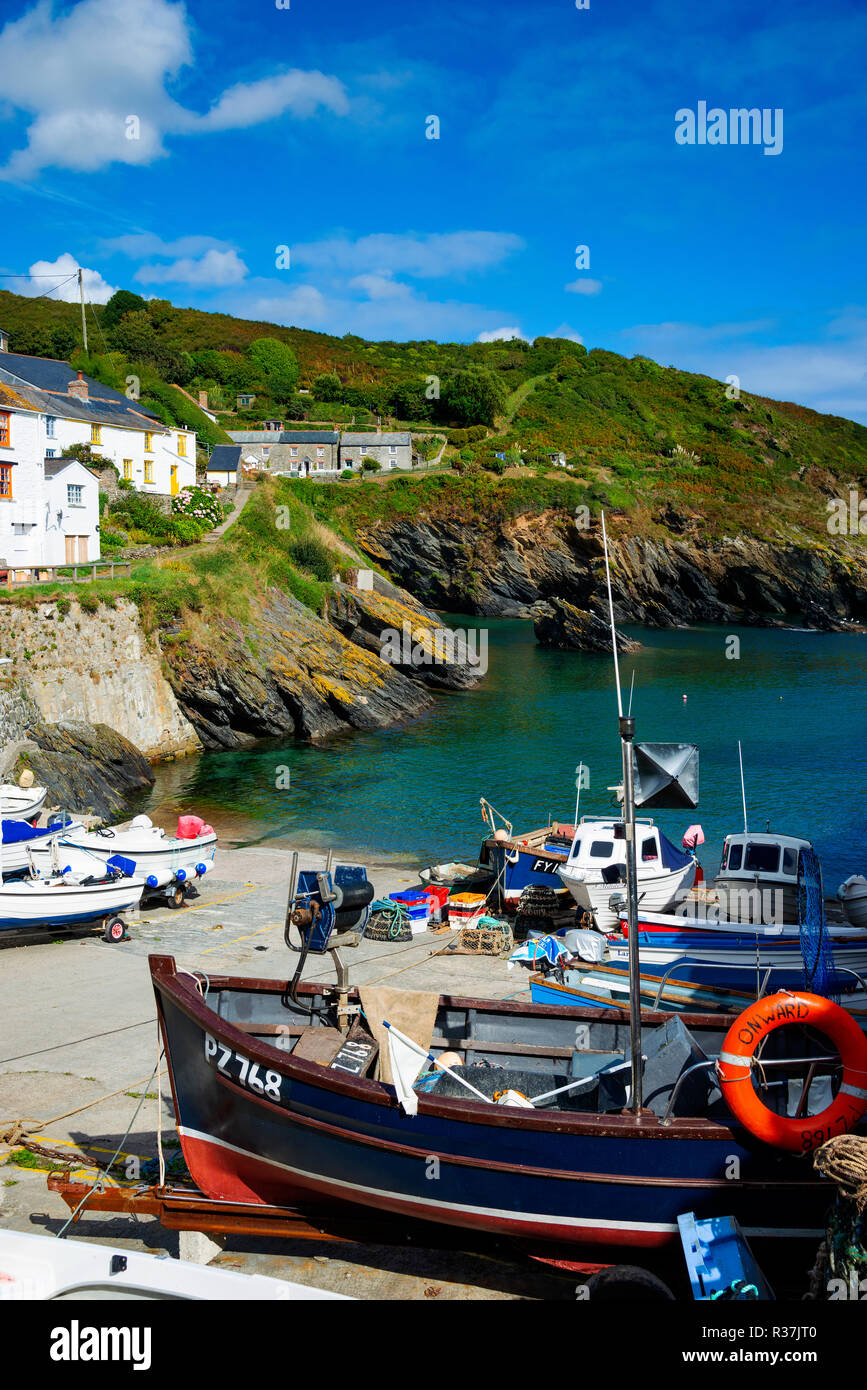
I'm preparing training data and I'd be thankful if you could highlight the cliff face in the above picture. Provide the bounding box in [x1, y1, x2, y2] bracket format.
[0, 570, 486, 757]
[0, 598, 198, 757]
[159, 583, 485, 749]
[355, 510, 867, 632]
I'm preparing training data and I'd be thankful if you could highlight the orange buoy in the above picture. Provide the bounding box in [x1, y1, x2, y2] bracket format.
[718, 992, 867, 1152]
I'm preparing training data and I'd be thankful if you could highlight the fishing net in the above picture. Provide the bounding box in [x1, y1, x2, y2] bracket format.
[798, 847, 839, 1001]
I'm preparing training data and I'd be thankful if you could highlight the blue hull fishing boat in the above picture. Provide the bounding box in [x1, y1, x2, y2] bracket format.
[151, 516, 867, 1256]
[151, 953, 860, 1251]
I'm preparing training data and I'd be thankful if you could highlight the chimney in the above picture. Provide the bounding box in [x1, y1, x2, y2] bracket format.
[0, 328, 8, 353]
[198, 390, 209, 409]
[68, 371, 89, 401]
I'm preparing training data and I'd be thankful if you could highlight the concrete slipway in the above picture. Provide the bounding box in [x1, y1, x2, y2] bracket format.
[0, 845, 575, 1300]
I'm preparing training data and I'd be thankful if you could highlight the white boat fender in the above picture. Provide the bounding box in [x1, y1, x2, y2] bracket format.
[175, 869, 187, 883]
[146, 874, 160, 888]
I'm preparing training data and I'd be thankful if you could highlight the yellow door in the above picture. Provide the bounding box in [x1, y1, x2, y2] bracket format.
[78, 536, 88, 562]
[171, 465, 179, 496]
[64, 536, 76, 564]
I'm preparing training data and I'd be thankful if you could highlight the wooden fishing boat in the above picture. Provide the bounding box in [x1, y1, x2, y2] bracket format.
[151, 953, 858, 1252]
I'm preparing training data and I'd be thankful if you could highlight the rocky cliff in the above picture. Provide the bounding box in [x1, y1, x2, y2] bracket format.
[354, 508, 867, 634]
[161, 581, 484, 748]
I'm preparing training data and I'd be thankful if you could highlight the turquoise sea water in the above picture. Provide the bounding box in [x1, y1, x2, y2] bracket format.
[146, 619, 867, 888]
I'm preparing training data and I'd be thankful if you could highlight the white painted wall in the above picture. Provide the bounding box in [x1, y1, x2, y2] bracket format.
[0, 406, 100, 569]
[43, 412, 195, 496]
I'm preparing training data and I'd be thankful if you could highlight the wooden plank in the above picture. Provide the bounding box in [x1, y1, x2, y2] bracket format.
[292, 1026, 346, 1066]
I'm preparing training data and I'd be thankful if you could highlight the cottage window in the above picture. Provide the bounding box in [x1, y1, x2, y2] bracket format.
[0, 413, 9, 447]
[0, 465, 12, 498]
[46, 416, 56, 438]
[316, 447, 324, 457]
[67, 484, 83, 506]
[46, 449, 56, 458]
[177, 434, 187, 457]
[144, 461, 154, 483]
[91, 424, 101, 444]
[290, 447, 298, 457]
[123, 459, 133, 481]
[144, 432, 153, 452]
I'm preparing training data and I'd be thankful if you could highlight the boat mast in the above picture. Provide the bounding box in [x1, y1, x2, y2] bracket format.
[600, 513, 643, 1114]
[738, 740, 748, 835]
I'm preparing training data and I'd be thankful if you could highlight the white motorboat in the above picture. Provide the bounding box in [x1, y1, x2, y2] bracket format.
[0, 816, 84, 876]
[838, 875, 867, 929]
[0, 782, 47, 820]
[0, 859, 144, 939]
[30, 813, 217, 901]
[713, 830, 811, 924]
[0, 1229, 350, 1301]
[557, 816, 697, 930]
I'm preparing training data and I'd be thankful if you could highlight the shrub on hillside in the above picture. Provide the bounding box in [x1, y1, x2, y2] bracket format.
[361, 457, 381, 472]
[288, 535, 333, 581]
[172, 487, 223, 529]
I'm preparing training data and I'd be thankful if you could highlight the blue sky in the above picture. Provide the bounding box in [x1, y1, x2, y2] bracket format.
[0, 0, 865, 419]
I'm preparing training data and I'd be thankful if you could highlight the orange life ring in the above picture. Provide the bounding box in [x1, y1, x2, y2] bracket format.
[718, 991, 867, 1153]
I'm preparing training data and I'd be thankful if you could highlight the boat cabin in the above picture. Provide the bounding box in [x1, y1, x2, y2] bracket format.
[564, 816, 678, 883]
[717, 832, 812, 886]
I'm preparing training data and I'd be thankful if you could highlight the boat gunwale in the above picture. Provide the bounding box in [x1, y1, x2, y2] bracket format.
[150, 953, 754, 1142]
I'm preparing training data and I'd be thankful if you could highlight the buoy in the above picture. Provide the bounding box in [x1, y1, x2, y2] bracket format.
[682, 694, 687, 703]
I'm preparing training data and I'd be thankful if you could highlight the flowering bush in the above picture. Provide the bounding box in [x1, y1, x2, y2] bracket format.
[172, 487, 223, 529]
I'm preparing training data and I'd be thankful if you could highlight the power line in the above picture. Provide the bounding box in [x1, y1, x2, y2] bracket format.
[0, 271, 80, 305]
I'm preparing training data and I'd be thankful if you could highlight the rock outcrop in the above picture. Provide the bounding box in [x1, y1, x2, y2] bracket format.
[355, 511, 867, 632]
[534, 598, 642, 653]
[160, 583, 483, 749]
[14, 720, 155, 821]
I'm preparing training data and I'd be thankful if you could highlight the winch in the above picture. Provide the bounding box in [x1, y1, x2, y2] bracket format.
[282, 851, 375, 1030]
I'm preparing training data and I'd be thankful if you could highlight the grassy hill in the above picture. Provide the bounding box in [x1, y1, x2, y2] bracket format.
[1, 284, 866, 541]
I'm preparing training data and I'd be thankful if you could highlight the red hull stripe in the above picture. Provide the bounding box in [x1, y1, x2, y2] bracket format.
[178, 1128, 821, 1246]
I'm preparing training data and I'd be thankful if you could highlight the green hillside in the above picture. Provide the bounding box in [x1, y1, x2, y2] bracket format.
[1, 285, 865, 540]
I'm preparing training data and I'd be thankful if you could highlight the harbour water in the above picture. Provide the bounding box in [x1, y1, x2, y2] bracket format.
[146, 618, 867, 889]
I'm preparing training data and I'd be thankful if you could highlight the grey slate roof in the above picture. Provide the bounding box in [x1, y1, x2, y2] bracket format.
[340, 432, 411, 447]
[0, 351, 166, 430]
[44, 458, 80, 479]
[208, 445, 242, 472]
[227, 430, 339, 444]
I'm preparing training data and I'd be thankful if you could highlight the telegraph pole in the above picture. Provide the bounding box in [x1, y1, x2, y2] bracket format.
[78, 268, 88, 354]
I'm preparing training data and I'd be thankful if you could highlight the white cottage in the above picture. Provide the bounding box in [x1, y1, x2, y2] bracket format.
[0, 384, 100, 570]
[0, 343, 196, 499]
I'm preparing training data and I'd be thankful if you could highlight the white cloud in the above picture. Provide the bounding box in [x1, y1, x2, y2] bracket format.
[477, 326, 527, 342]
[347, 273, 410, 301]
[0, 0, 348, 180]
[134, 248, 248, 288]
[23, 252, 116, 303]
[549, 323, 584, 343]
[195, 70, 348, 131]
[291, 231, 524, 279]
[565, 278, 602, 296]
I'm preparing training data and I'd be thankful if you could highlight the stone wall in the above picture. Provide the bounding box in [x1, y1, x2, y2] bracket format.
[0, 598, 200, 758]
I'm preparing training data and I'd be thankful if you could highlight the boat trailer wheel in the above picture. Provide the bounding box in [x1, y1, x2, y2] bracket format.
[103, 917, 127, 944]
[167, 885, 186, 909]
[581, 1264, 675, 1302]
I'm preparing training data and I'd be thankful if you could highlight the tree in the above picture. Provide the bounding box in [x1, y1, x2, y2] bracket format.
[146, 298, 176, 329]
[101, 289, 148, 329]
[313, 371, 342, 402]
[441, 367, 508, 426]
[248, 337, 299, 397]
[50, 324, 77, 359]
[108, 311, 158, 362]
[390, 377, 433, 421]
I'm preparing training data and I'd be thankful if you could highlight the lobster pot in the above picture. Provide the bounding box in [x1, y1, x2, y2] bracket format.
[453, 917, 514, 956]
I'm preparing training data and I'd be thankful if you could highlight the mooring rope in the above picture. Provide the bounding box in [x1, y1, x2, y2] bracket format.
[814, 1134, 867, 1210]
